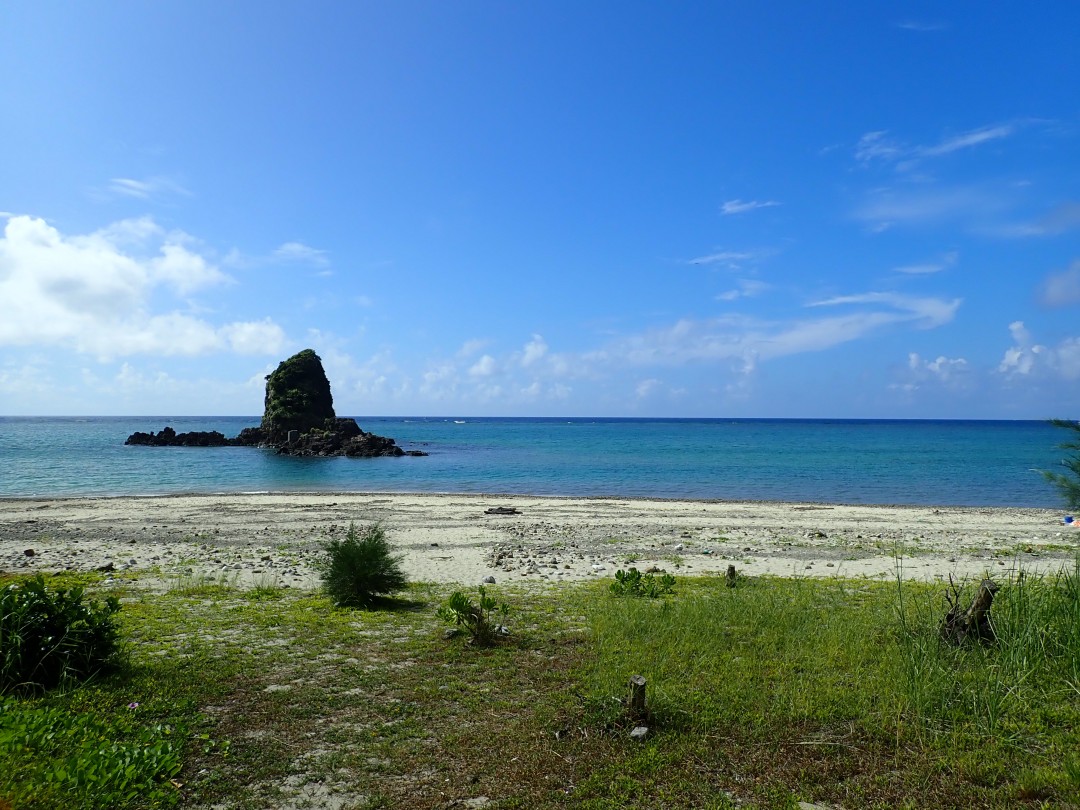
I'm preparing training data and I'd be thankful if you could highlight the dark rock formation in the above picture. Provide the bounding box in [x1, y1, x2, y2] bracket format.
[124, 349, 427, 458]
[125, 427, 232, 447]
[279, 422, 406, 457]
[260, 349, 337, 444]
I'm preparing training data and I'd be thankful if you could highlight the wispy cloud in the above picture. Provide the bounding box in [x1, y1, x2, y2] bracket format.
[1040, 260, 1080, 307]
[854, 185, 1008, 232]
[688, 250, 754, 266]
[716, 279, 772, 301]
[583, 292, 961, 372]
[994, 202, 1080, 238]
[893, 20, 949, 32]
[893, 250, 958, 275]
[273, 241, 329, 266]
[855, 131, 905, 165]
[919, 125, 1014, 158]
[856, 123, 1016, 168]
[721, 199, 780, 215]
[107, 175, 191, 201]
[223, 241, 332, 270]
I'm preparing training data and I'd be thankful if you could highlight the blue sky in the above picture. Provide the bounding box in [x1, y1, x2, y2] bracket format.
[1, 2, 1078, 418]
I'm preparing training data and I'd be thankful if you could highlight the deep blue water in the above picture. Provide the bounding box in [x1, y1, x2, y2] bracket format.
[0, 416, 1069, 507]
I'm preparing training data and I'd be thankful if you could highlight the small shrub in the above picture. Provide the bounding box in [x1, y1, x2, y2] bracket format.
[319, 523, 407, 608]
[0, 575, 121, 693]
[610, 567, 676, 598]
[1041, 418, 1080, 512]
[437, 586, 509, 645]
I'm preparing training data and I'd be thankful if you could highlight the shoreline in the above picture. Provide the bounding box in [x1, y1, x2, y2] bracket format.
[0, 488, 1061, 510]
[2, 492, 1075, 590]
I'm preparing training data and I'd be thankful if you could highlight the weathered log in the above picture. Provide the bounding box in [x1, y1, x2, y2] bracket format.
[941, 578, 999, 645]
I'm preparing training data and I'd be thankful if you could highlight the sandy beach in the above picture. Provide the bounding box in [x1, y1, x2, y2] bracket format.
[2, 492, 1077, 590]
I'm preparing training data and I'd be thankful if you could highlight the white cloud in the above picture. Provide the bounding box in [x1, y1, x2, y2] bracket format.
[587, 293, 961, 371]
[686, 250, 756, 270]
[107, 176, 190, 200]
[1040, 260, 1080, 307]
[273, 241, 329, 266]
[807, 292, 961, 329]
[151, 242, 230, 293]
[0, 215, 285, 359]
[221, 319, 287, 355]
[469, 355, 496, 377]
[856, 124, 1015, 168]
[998, 321, 1080, 380]
[521, 334, 548, 366]
[457, 339, 488, 358]
[716, 279, 771, 301]
[854, 186, 1007, 232]
[919, 125, 1014, 158]
[894, 20, 949, 32]
[907, 352, 969, 383]
[1002, 203, 1080, 238]
[721, 199, 780, 215]
[636, 378, 660, 398]
[855, 131, 904, 164]
[893, 251, 958, 275]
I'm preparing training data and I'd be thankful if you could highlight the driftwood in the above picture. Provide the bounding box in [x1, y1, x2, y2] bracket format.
[940, 577, 999, 645]
[484, 506, 521, 516]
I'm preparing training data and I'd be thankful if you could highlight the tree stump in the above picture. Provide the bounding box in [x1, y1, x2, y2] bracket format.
[941, 578, 999, 645]
[628, 675, 647, 720]
[726, 565, 738, 588]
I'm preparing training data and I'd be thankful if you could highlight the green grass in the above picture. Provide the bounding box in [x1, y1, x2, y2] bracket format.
[2, 564, 1079, 808]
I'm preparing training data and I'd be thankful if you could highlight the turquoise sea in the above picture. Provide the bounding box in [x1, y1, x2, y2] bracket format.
[0, 417, 1070, 508]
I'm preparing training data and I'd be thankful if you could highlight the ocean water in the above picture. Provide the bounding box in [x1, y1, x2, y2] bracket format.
[0, 416, 1070, 508]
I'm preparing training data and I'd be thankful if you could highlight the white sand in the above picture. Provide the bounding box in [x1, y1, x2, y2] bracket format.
[1, 493, 1076, 589]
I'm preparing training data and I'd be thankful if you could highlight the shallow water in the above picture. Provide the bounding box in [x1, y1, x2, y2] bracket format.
[0, 416, 1067, 507]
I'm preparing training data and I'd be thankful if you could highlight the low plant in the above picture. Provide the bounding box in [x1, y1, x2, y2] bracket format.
[0, 575, 121, 693]
[609, 567, 676, 598]
[437, 586, 509, 645]
[319, 523, 407, 608]
[0, 700, 184, 808]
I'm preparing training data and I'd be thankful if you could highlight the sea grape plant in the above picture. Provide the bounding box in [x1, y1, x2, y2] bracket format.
[610, 567, 676, 598]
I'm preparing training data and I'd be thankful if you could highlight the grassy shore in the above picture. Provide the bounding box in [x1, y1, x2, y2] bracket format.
[3, 563, 1080, 809]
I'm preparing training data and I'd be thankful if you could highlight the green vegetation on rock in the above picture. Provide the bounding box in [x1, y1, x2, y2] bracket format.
[260, 349, 336, 442]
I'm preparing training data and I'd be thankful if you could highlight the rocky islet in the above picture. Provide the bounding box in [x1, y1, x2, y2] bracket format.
[125, 349, 426, 458]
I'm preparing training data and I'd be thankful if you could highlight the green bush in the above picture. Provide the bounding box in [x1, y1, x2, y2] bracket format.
[437, 586, 509, 646]
[318, 523, 407, 607]
[610, 567, 676, 598]
[1041, 418, 1080, 512]
[0, 575, 122, 693]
